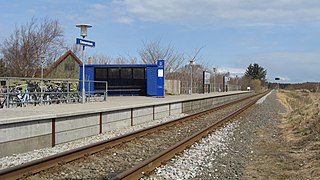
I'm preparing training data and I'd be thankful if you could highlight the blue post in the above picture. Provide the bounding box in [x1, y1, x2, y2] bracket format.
[156, 60, 165, 97]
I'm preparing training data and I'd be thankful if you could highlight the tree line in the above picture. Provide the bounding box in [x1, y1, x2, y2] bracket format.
[0, 18, 267, 91]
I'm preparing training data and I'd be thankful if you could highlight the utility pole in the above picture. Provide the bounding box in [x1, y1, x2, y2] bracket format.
[189, 60, 194, 94]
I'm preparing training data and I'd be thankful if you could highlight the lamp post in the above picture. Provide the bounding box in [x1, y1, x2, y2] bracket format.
[40, 55, 45, 79]
[189, 60, 194, 95]
[76, 24, 92, 103]
[225, 72, 230, 92]
[213, 67, 217, 92]
[40, 55, 45, 104]
[236, 75, 239, 91]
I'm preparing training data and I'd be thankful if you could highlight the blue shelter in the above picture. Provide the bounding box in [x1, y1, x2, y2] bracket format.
[79, 60, 165, 96]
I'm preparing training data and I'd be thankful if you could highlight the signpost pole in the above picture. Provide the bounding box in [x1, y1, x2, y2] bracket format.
[275, 77, 280, 90]
[82, 45, 85, 103]
[40, 55, 44, 105]
[190, 65, 193, 94]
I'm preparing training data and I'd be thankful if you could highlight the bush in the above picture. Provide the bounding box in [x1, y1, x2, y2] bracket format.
[251, 79, 262, 92]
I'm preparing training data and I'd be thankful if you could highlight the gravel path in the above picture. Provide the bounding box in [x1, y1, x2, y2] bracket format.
[144, 90, 287, 179]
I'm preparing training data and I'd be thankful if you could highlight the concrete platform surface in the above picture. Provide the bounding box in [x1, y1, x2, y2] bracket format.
[0, 91, 247, 124]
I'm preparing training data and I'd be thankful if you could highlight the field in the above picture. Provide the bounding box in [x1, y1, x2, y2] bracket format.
[245, 90, 320, 179]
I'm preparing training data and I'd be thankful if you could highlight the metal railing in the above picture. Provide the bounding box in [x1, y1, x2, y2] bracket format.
[0, 77, 108, 108]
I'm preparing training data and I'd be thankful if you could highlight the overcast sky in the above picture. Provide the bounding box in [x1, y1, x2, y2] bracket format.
[1, 0, 320, 83]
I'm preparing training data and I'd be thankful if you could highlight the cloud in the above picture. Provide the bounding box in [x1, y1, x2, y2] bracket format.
[90, 3, 109, 11]
[100, 1, 136, 25]
[88, 3, 109, 19]
[216, 67, 246, 77]
[80, 3, 133, 25]
[116, 16, 134, 25]
[108, 0, 320, 26]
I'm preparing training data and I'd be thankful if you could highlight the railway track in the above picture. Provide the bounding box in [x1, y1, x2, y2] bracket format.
[0, 91, 268, 180]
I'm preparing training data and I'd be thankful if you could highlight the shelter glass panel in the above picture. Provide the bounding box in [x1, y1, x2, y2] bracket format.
[121, 68, 132, 79]
[133, 68, 145, 79]
[108, 68, 120, 79]
[95, 68, 108, 80]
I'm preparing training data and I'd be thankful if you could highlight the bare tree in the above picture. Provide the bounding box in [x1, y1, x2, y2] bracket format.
[65, 44, 82, 59]
[90, 54, 113, 64]
[138, 39, 185, 75]
[187, 46, 205, 64]
[1, 17, 64, 77]
[114, 56, 129, 64]
[89, 54, 138, 64]
[129, 57, 138, 64]
[0, 58, 7, 77]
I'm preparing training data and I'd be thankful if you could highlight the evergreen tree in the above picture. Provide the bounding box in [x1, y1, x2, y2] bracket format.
[244, 63, 267, 80]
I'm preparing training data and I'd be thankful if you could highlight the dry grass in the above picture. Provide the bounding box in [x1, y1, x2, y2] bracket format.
[245, 90, 320, 179]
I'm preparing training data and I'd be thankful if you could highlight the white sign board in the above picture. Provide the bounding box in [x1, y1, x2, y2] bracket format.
[158, 69, 164, 77]
[204, 71, 210, 85]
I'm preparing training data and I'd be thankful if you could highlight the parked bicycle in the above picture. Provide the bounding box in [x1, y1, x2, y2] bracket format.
[0, 77, 107, 109]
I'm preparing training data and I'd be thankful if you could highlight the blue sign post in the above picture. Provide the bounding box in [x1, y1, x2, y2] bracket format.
[156, 60, 165, 97]
[76, 37, 95, 103]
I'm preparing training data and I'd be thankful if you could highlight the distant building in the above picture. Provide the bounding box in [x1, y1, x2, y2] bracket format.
[45, 50, 82, 79]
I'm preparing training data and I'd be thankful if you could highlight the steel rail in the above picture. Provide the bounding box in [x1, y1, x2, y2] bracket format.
[113, 92, 268, 180]
[0, 92, 266, 180]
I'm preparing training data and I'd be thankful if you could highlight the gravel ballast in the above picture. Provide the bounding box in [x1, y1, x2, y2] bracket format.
[0, 114, 186, 170]
[144, 90, 286, 179]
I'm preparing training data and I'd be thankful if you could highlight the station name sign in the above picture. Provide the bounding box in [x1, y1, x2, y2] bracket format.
[203, 71, 210, 85]
[76, 38, 95, 47]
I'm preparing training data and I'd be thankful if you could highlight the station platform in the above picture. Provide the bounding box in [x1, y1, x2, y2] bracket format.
[0, 91, 252, 157]
[1, 91, 247, 124]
